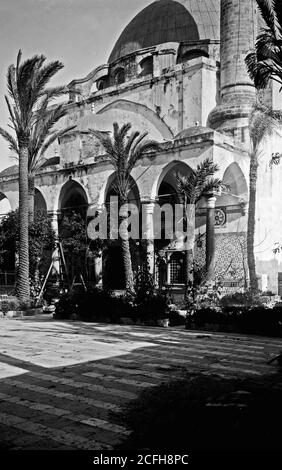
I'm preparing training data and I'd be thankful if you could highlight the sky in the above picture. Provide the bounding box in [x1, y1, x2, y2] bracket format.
[0, 0, 154, 171]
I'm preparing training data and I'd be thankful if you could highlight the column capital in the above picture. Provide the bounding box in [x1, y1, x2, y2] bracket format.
[206, 196, 217, 209]
[141, 198, 157, 204]
[48, 210, 59, 216]
[141, 199, 157, 214]
[87, 203, 105, 217]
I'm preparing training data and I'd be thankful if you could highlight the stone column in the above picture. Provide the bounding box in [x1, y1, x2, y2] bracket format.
[49, 210, 59, 237]
[206, 196, 217, 280]
[142, 201, 155, 275]
[94, 205, 104, 286]
[208, 0, 257, 144]
[220, 0, 257, 104]
[86, 204, 105, 287]
[49, 210, 60, 278]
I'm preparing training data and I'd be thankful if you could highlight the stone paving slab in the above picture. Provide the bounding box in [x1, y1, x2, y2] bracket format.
[0, 316, 282, 450]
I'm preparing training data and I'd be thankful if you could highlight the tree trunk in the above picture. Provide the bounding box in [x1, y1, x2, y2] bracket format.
[185, 248, 194, 299]
[16, 144, 30, 303]
[119, 201, 134, 292]
[247, 152, 258, 293]
[185, 205, 195, 302]
[28, 176, 35, 224]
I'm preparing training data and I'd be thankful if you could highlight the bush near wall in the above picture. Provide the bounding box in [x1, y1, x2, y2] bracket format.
[54, 286, 183, 326]
[54, 285, 282, 335]
[192, 305, 282, 337]
[54, 288, 133, 323]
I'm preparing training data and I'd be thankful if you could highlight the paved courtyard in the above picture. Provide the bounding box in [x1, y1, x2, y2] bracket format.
[0, 315, 282, 450]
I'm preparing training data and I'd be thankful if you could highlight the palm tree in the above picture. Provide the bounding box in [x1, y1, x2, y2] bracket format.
[175, 158, 224, 297]
[89, 122, 159, 292]
[0, 50, 70, 302]
[245, 1, 282, 292]
[247, 104, 282, 292]
[245, 0, 282, 90]
[1, 103, 75, 223]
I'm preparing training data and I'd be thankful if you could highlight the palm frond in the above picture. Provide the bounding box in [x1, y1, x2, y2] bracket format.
[127, 139, 159, 173]
[0, 127, 18, 153]
[175, 158, 222, 205]
[128, 131, 148, 156]
[175, 172, 196, 203]
[16, 54, 45, 122]
[16, 50, 22, 75]
[91, 122, 158, 200]
[118, 123, 132, 142]
[89, 129, 117, 163]
[256, 0, 276, 36]
[249, 104, 282, 151]
[32, 61, 64, 99]
[124, 130, 140, 156]
[5, 96, 17, 129]
[38, 85, 70, 102]
[28, 104, 66, 163]
[197, 178, 225, 203]
[273, 0, 282, 36]
[245, 0, 282, 89]
[38, 125, 76, 160]
[7, 64, 18, 104]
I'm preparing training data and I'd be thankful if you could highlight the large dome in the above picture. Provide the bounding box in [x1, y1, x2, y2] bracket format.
[109, 0, 220, 63]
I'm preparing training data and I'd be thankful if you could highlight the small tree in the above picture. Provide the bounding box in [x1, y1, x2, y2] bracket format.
[59, 210, 105, 285]
[175, 158, 225, 299]
[245, 1, 282, 292]
[0, 50, 71, 302]
[0, 209, 55, 299]
[247, 105, 282, 292]
[89, 122, 159, 292]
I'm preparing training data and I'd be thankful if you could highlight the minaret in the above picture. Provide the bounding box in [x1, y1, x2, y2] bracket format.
[208, 0, 257, 145]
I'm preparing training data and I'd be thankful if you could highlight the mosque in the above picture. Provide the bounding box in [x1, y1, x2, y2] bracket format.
[1, 0, 282, 295]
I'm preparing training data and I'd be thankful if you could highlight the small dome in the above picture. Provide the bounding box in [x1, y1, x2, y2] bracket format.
[174, 125, 214, 139]
[109, 0, 220, 63]
[0, 165, 18, 178]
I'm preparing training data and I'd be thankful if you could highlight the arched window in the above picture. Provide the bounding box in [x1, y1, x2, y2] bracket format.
[96, 79, 106, 91]
[91, 78, 107, 94]
[139, 56, 153, 77]
[178, 49, 209, 64]
[114, 68, 125, 85]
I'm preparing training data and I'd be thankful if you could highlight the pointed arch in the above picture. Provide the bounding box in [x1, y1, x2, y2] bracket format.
[54, 178, 90, 213]
[34, 188, 47, 213]
[151, 160, 193, 200]
[97, 99, 174, 140]
[223, 162, 248, 198]
[0, 191, 12, 216]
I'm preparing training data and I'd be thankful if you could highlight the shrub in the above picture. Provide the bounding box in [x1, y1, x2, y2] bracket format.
[54, 287, 134, 323]
[0, 209, 55, 288]
[0, 297, 21, 314]
[186, 280, 222, 312]
[238, 306, 282, 336]
[220, 290, 263, 308]
[54, 292, 78, 319]
[134, 264, 155, 305]
[191, 303, 282, 337]
[135, 291, 171, 325]
[168, 309, 186, 326]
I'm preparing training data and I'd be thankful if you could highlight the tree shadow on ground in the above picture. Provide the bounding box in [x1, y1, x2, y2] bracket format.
[112, 370, 282, 451]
